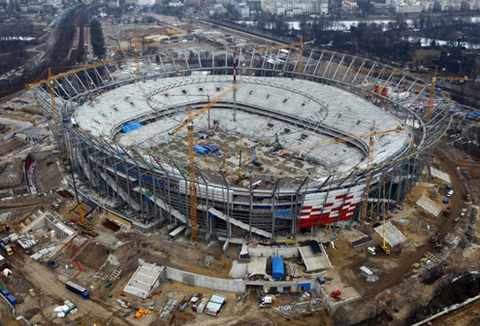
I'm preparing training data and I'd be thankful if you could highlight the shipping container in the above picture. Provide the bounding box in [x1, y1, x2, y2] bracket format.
[0, 284, 10, 297]
[66, 281, 90, 299]
[6, 294, 17, 305]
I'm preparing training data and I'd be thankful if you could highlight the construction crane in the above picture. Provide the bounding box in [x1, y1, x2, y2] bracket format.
[25, 58, 115, 89]
[252, 145, 262, 167]
[281, 123, 404, 158]
[162, 93, 214, 129]
[169, 83, 240, 136]
[186, 106, 197, 242]
[25, 58, 116, 167]
[169, 82, 240, 242]
[256, 37, 314, 77]
[359, 121, 377, 232]
[111, 42, 147, 77]
[236, 138, 246, 183]
[380, 181, 391, 255]
[279, 121, 403, 232]
[25, 61, 113, 227]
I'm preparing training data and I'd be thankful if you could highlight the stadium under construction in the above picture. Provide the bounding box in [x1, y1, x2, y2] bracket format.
[28, 49, 452, 240]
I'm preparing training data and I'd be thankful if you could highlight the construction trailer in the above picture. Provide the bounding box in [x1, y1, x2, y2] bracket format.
[204, 294, 227, 316]
[65, 281, 90, 299]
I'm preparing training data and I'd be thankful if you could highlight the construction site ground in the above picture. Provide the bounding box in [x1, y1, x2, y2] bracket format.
[2, 17, 480, 326]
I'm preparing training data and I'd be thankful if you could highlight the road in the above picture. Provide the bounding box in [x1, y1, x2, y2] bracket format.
[10, 252, 137, 326]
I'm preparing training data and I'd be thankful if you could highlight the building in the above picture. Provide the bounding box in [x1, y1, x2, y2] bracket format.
[28, 49, 447, 239]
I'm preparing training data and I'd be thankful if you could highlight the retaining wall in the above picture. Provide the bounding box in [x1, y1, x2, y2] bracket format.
[248, 246, 300, 258]
[166, 267, 245, 293]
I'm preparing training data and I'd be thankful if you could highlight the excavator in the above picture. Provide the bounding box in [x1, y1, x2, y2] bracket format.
[430, 232, 442, 251]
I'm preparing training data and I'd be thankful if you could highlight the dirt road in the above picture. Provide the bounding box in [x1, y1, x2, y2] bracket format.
[12, 253, 136, 325]
[337, 147, 468, 309]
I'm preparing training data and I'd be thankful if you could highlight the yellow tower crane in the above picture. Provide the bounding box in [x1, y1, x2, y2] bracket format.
[381, 181, 391, 255]
[281, 121, 403, 158]
[359, 120, 377, 233]
[256, 37, 315, 78]
[169, 82, 240, 242]
[25, 58, 114, 225]
[280, 121, 403, 232]
[111, 43, 146, 77]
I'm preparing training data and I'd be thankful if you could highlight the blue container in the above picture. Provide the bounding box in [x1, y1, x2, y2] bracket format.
[62, 117, 69, 124]
[443, 199, 449, 204]
[436, 87, 442, 92]
[6, 294, 17, 306]
[448, 109, 455, 115]
[318, 276, 325, 285]
[446, 185, 452, 190]
[272, 257, 285, 280]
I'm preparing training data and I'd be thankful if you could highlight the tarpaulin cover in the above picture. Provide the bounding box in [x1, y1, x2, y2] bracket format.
[122, 121, 142, 133]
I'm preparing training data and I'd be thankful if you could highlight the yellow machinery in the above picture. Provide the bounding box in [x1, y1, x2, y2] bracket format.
[111, 43, 142, 77]
[169, 83, 240, 242]
[359, 121, 377, 232]
[187, 106, 198, 242]
[425, 65, 438, 123]
[25, 58, 115, 90]
[280, 121, 403, 232]
[380, 181, 391, 255]
[25, 61, 114, 225]
[134, 308, 151, 319]
[282, 121, 403, 158]
[256, 37, 314, 78]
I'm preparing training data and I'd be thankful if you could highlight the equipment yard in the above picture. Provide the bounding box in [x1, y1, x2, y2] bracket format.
[2, 14, 480, 326]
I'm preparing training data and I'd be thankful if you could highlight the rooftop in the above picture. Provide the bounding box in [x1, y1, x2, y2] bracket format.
[123, 260, 165, 299]
[75, 75, 410, 188]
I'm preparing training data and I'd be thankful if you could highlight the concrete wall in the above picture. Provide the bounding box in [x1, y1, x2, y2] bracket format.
[166, 267, 246, 293]
[248, 246, 300, 259]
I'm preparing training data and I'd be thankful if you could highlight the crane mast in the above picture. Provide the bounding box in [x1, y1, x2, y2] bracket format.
[381, 181, 391, 254]
[360, 120, 376, 232]
[426, 65, 438, 123]
[187, 107, 198, 243]
[169, 83, 240, 242]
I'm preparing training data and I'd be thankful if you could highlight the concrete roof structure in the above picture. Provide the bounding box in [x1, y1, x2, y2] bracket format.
[430, 167, 451, 184]
[374, 221, 407, 247]
[123, 260, 166, 299]
[416, 194, 443, 217]
[247, 256, 269, 280]
[75, 75, 410, 184]
[299, 245, 332, 272]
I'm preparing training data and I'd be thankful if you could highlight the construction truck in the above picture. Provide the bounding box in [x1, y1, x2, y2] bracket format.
[0, 241, 13, 256]
[381, 243, 391, 255]
[430, 232, 441, 243]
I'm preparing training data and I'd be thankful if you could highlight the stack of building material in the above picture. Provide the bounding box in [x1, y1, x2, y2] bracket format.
[54, 300, 78, 317]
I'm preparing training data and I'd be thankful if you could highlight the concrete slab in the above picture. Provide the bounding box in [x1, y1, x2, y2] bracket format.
[373, 221, 407, 247]
[247, 257, 269, 280]
[229, 260, 247, 279]
[320, 268, 361, 314]
[299, 246, 332, 271]
[430, 167, 451, 184]
[123, 260, 166, 299]
[416, 195, 443, 217]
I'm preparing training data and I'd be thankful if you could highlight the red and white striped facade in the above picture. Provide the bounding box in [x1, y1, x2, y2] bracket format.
[298, 184, 365, 228]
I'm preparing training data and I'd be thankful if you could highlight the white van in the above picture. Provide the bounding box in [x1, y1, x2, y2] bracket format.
[447, 190, 454, 198]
